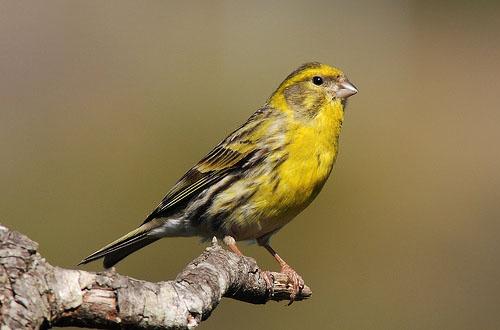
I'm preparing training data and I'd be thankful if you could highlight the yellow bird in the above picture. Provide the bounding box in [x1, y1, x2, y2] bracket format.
[80, 62, 357, 297]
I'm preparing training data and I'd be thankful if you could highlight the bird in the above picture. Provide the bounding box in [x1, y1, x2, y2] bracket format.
[79, 62, 357, 299]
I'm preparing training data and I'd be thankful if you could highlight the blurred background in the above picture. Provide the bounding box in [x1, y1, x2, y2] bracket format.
[1, 1, 500, 329]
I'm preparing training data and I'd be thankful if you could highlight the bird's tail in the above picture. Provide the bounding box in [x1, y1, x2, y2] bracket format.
[78, 220, 163, 268]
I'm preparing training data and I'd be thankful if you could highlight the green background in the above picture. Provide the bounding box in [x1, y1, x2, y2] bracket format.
[1, 1, 499, 329]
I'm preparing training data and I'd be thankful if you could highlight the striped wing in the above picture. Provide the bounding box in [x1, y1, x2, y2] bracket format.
[143, 108, 269, 223]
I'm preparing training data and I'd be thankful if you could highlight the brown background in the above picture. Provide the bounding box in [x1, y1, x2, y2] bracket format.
[1, 1, 499, 329]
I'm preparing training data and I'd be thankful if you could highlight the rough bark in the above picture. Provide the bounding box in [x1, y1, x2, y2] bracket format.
[0, 224, 311, 329]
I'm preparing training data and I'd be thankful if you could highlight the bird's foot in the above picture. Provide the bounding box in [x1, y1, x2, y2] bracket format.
[261, 270, 274, 292]
[281, 264, 305, 305]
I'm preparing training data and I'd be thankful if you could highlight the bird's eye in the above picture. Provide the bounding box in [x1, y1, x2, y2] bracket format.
[312, 76, 323, 86]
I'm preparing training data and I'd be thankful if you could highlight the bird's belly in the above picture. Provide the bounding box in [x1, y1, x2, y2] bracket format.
[202, 147, 336, 241]
[252, 150, 335, 236]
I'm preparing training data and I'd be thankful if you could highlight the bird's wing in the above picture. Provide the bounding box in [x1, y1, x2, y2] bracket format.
[143, 108, 271, 223]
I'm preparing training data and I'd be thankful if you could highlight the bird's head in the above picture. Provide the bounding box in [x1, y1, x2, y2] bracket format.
[269, 62, 358, 117]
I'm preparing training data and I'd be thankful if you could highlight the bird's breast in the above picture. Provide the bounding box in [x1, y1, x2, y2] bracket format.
[196, 102, 344, 241]
[237, 106, 341, 238]
[265, 121, 338, 213]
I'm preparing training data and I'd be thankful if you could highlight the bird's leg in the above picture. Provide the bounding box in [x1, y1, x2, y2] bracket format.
[262, 244, 305, 303]
[222, 236, 275, 292]
[223, 235, 243, 256]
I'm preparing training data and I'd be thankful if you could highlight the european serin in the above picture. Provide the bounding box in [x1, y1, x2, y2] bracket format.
[80, 62, 357, 297]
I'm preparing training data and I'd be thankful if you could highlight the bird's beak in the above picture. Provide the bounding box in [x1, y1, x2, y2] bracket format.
[335, 79, 358, 99]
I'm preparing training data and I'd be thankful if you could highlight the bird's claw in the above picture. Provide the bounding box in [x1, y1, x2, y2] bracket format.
[262, 270, 274, 293]
[281, 264, 304, 305]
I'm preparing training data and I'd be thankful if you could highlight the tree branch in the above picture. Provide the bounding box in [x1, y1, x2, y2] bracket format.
[0, 224, 311, 329]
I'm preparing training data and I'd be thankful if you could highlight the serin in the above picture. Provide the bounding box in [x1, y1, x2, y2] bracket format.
[80, 62, 358, 299]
